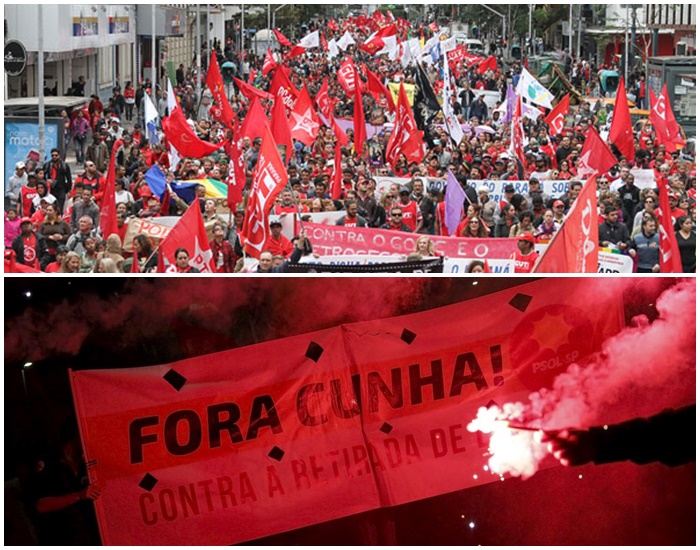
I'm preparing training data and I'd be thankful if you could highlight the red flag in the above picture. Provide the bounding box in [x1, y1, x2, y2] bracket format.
[262, 48, 277, 76]
[269, 66, 299, 110]
[241, 126, 289, 258]
[545, 93, 570, 135]
[533, 175, 599, 273]
[320, 32, 328, 52]
[477, 56, 498, 75]
[240, 96, 269, 143]
[289, 85, 320, 146]
[234, 77, 274, 102]
[130, 248, 140, 273]
[655, 173, 684, 273]
[649, 84, 686, 151]
[315, 77, 332, 119]
[429, 21, 438, 32]
[161, 108, 221, 159]
[330, 139, 343, 200]
[270, 92, 294, 165]
[577, 127, 618, 180]
[159, 200, 216, 273]
[159, 186, 171, 216]
[359, 35, 385, 56]
[285, 45, 307, 60]
[509, 98, 527, 166]
[206, 50, 236, 129]
[609, 78, 635, 161]
[273, 29, 292, 48]
[226, 117, 246, 209]
[386, 83, 425, 165]
[338, 57, 364, 95]
[366, 68, 395, 111]
[99, 138, 122, 240]
[353, 71, 366, 159]
[328, 18, 339, 31]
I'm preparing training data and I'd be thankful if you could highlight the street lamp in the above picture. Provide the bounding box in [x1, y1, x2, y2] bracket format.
[481, 5, 507, 60]
[272, 4, 288, 34]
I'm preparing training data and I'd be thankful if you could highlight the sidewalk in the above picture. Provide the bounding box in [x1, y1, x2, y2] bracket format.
[64, 114, 138, 179]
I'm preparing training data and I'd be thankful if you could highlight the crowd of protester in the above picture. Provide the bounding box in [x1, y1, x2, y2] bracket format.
[4, 12, 696, 274]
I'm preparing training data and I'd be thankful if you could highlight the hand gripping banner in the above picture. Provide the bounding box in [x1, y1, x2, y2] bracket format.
[70, 279, 624, 545]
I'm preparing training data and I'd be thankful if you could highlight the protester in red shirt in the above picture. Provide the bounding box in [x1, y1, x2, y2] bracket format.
[512, 232, 539, 273]
[11, 217, 49, 271]
[396, 186, 423, 232]
[265, 220, 293, 258]
[210, 223, 237, 273]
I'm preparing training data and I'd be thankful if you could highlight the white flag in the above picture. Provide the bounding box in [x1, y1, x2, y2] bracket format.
[515, 67, 555, 109]
[327, 38, 340, 59]
[337, 31, 355, 51]
[166, 80, 181, 167]
[442, 52, 464, 145]
[299, 30, 319, 49]
[144, 92, 160, 145]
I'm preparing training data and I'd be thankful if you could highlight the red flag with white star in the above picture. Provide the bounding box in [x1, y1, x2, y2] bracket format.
[159, 200, 216, 273]
[289, 85, 321, 146]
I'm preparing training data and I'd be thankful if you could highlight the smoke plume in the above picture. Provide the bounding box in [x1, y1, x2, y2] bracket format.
[469, 278, 696, 478]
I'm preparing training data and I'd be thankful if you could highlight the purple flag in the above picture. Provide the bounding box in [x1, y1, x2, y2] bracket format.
[445, 170, 467, 236]
[502, 84, 517, 124]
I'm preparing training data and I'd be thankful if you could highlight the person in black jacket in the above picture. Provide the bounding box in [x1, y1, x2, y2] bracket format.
[598, 205, 631, 252]
[43, 149, 72, 212]
[542, 404, 695, 468]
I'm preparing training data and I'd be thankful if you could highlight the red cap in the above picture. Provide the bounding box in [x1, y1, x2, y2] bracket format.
[553, 200, 565, 208]
[20, 217, 32, 224]
[517, 232, 536, 244]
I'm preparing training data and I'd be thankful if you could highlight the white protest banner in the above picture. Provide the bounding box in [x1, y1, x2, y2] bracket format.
[299, 254, 405, 266]
[465, 180, 574, 205]
[443, 257, 516, 274]
[597, 251, 635, 273]
[610, 169, 657, 191]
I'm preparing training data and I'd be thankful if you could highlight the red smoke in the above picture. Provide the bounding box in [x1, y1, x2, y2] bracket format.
[4, 279, 432, 363]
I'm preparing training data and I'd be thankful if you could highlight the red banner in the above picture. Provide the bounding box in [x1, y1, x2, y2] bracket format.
[70, 280, 624, 545]
[305, 222, 517, 259]
[533, 175, 599, 273]
[206, 50, 236, 129]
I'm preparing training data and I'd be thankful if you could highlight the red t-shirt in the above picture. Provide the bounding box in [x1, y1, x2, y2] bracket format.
[512, 250, 539, 273]
[20, 186, 39, 217]
[396, 200, 422, 232]
[21, 234, 40, 270]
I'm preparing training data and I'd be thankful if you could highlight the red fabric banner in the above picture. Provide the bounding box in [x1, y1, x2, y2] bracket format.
[262, 48, 277, 76]
[159, 201, 216, 273]
[304, 222, 517, 259]
[270, 92, 294, 164]
[99, 138, 122, 239]
[545, 93, 569, 136]
[239, 96, 268, 143]
[655, 172, 684, 273]
[234, 77, 274, 102]
[273, 29, 292, 48]
[70, 280, 624, 545]
[386, 83, 424, 165]
[241, 125, 288, 258]
[289, 85, 321, 147]
[315, 77, 333, 120]
[353, 72, 366, 158]
[609, 78, 635, 161]
[366, 68, 395, 111]
[649, 85, 686, 151]
[533, 175, 599, 273]
[161, 108, 221, 159]
[269, 67, 299, 110]
[576, 127, 618, 180]
[206, 50, 236, 129]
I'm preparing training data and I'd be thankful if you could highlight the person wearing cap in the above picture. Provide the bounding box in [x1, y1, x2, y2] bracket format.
[477, 186, 498, 236]
[395, 186, 423, 233]
[11, 217, 49, 271]
[530, 154, 551, 181]
[524, 177, 551, 210]
[552, 200, 567, 224]
[664, 193, 688, 226]
[499, 184, 516, 212]
[264, 220, 294, 259]
[511, 232, 539, 274]
[6, 161, 28, 210]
